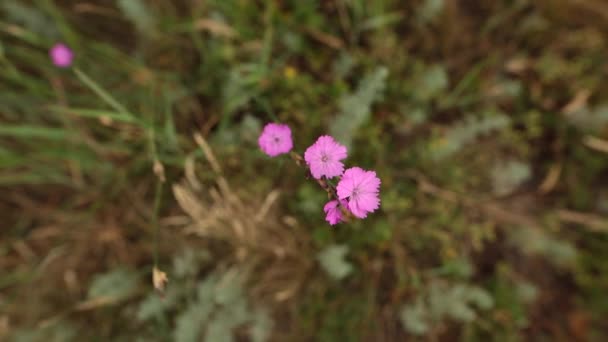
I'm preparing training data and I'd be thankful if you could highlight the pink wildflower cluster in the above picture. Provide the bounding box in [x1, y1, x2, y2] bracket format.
[258, 123, 380, 226]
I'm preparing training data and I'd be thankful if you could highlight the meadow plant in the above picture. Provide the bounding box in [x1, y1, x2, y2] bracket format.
[336, 167, 381, 219]
[258, 123, 293, 157]
[304, 135, 348, 179]
[323, 199, 348, 225]
[49, 43, 73, 68]
[259, 123, 380, 225]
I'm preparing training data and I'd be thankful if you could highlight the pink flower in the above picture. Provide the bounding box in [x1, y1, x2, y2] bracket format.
[304, 135, 347, 179]
[258, 123, 293, 157]
[336, 167, 381, 218]
[324, 199, 348, 225]
[50, 43, 73, 68]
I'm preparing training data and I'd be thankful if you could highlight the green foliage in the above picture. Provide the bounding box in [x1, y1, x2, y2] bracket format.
[491, 160, 531, 196]
[417, 0, 444, 23]
[429, 113, 511, 161]
[135, 250, 273, 342]
[509, 228, 578, 268]
[411, 64, 449, 103]
[2, 1, 57, 38]
[431, 258, 474, 279]
[330, 67, 388, 148]
[11, 321, 77, 342]
[565, 104, 608, 134]
[173, 248, 210, 278]
[491, 264, 539, 330]
[251, 308, 274, 342]
[317, 244, 354, 280]
[576, 235, 608, 318]
[3, 0, 608, 340]
[117, 0, 157, 34]
[300, 285, 370, 342]
[400, 281, 494, 336]
[222, 63, 266, 116]
[174, 301, 214, 342]
[296, 183, 326, 217]
[88, 268, 138, 301]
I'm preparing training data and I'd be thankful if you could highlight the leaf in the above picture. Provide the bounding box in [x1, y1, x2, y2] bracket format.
[73, 68, 134, 119]
[204, 317, 234, 342]
[509, 228, 577, 268]
[432, 283, 494, 322]
[197, 273, 220, 303]
[137, 294, 164, 322]
[401, 281, 494, 334]
[400, 300, 430, 335]
[2, 2, 58, 38]
[297, 183, 326, 216]
[174, 305, 210, 342]
[239, 114, 262, 143]
[251, 308, 273, 342]
[117, 0, 156, 34]
[492, 160, 531, 196]
[360, 12, 404, 32]
[214, 269, 246, 306]
[565, 104, 608, 134]
[222, 64, 265, 115]
[317, 244, 353, 280]
[49, 106, 144, 126]
[429, 113, 511, 161]
[173, 248, 202, 279]
[11, 320, 77, 342]
[433, 258, 474, 279]
[417, 0, 444, 23]
[411, 64, 448, 102]
[516, 282, 538, 304]
[330, 67, 388, 148]
[174, 275, 218, 342]
[333, 53, 356, 79]
[88, 268, 138, 301]
[465, 286, 494, 310]
[0, 125, 70, 140]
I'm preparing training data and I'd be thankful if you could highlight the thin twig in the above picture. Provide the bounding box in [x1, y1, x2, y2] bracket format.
[152, 180, 163, 267]
[557, 210, 608, 233]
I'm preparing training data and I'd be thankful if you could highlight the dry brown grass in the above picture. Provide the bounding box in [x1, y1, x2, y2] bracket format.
[167, 134, 314, 319]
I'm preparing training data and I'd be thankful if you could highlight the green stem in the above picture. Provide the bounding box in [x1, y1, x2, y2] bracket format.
[152, 179, 163, 267]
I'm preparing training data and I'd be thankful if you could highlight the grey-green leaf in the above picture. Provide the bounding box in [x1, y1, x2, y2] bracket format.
[330, 67, 388, 149]
[317, 244, 354, 280]
[87, 268, 138, 301]
[117, 0, 157, 34]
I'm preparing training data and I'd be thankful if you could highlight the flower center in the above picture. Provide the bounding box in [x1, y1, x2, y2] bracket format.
[351, 187, 360, 199]
[321, 154, 329, 162]
[273, 136, 280, 144]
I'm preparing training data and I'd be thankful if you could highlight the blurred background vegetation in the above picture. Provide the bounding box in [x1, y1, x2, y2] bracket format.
[2, 0, 608, 340]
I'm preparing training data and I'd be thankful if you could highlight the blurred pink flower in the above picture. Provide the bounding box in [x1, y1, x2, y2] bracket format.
[304, 135, 347, 179]
[50, 43, 73, 68]
[337, 167, 380, 218]
[258, 123, 293, 157]
[324, 199, 348, 225]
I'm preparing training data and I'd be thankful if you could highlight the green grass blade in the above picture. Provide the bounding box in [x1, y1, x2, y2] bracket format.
[49, 106, 148, 127]
[0, 125, 69, 140]
[73, 68, 133, 117]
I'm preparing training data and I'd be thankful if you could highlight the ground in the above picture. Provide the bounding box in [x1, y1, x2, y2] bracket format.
[2, 0, 608, 341]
